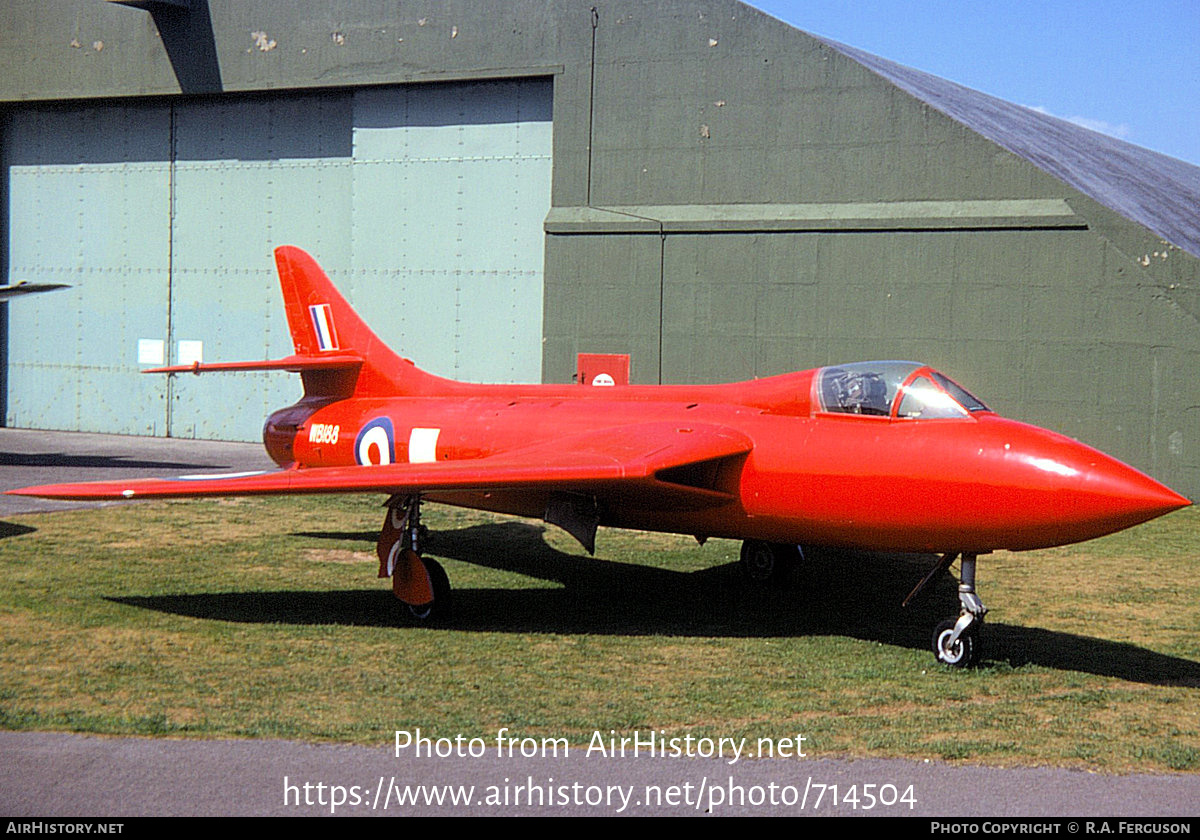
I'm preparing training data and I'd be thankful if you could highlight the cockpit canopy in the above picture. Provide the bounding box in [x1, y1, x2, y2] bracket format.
[815, 361, 990, 420]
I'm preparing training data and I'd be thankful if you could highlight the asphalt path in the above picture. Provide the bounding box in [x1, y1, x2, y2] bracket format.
[1, 428, 1197, 818]
[3, 729, 1200, 817]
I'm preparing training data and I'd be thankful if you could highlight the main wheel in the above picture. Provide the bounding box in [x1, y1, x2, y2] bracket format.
[408, 557, 452, 622]
[739, 540, 799, 587]
[932, 618, 980, 668]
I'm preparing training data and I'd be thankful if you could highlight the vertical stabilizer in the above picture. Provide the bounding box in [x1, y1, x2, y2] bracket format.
[274, 246, 456, 398]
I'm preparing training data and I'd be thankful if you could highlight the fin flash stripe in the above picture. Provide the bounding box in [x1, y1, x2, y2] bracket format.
[309, 304, 339, 352]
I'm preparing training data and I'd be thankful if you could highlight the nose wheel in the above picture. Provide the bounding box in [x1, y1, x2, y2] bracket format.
[905, 552, 987, 667]
[930, 552, 986, 668]
[933, 616, 979, 667]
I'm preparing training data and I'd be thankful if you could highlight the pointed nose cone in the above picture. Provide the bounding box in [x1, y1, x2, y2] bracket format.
[989, 417, 1191, 548]
[1076, 452, 1190, 530]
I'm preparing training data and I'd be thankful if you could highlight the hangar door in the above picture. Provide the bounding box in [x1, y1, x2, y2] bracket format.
[3, 79, 552, 440]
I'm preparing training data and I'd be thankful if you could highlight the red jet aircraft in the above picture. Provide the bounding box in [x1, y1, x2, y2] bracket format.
[11, 246, 1190, 666]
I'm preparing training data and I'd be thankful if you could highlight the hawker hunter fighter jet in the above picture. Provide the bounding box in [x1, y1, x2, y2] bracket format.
[12, 247, 1189, 667]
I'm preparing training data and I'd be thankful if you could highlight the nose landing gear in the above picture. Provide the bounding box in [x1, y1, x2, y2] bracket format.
[913, 552, 986, 668]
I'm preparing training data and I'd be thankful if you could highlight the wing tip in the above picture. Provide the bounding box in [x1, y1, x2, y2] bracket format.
[6, 484, 96, 500]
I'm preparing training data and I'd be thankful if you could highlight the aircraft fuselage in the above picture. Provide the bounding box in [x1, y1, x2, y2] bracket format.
[270, 372, 1185, 555]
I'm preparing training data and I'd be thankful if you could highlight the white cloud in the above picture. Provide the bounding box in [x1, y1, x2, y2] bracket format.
[1026, 105, 1132, 141]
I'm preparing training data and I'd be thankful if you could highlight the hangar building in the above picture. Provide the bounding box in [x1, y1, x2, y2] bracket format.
[3, 0, 1199, 497]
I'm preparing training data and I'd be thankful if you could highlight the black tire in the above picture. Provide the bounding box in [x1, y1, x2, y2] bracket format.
[932, 618, 980, 668]
[739, 540, 799, 587]
[408, 557, 452, 622]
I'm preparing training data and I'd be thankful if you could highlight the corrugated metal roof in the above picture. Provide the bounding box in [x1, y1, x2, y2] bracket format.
[819, 37, 1200, 259]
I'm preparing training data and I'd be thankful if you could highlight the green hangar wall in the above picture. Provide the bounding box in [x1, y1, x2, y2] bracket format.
[2, 0, 1198, 498]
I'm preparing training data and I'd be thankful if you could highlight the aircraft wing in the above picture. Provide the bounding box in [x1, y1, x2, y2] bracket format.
[8, 422, 753, 510]
[0, 282, 70, 301]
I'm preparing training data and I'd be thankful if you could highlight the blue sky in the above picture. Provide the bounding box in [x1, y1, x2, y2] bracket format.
[745, 1, 1200, 166]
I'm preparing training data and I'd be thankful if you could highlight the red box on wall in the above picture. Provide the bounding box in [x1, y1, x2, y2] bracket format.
[576, 353, 630, 386]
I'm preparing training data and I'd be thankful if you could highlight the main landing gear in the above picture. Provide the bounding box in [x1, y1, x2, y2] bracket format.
[739, 540, 802, 587]
[377, 495, 451, 621]
[905, 552, 987, 668]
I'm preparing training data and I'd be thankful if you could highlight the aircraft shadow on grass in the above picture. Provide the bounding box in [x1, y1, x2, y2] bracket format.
[0, 521, 36, 539]
[109, 521, 1200, 688]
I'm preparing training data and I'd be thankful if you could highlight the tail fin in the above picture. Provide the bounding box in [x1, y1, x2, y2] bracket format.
[144, 246, 457, 399]
[274, 246, 456, 399]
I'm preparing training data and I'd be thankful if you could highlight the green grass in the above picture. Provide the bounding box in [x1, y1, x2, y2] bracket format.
[1, 495, 1198, 772]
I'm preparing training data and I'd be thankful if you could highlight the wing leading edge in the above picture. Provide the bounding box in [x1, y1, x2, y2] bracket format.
[9, 422, 753, 510]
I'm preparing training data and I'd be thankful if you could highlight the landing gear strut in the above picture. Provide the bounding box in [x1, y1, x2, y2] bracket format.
[377, 495, 451, 621]
[928, 552, 987, 668]
[739, 540, 801, 587]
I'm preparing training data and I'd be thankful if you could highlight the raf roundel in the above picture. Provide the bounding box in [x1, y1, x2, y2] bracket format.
[355, 417, 395, 466]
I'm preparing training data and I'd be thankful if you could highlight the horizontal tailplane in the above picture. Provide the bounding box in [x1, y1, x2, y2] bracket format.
[145, 246, 458, 399]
